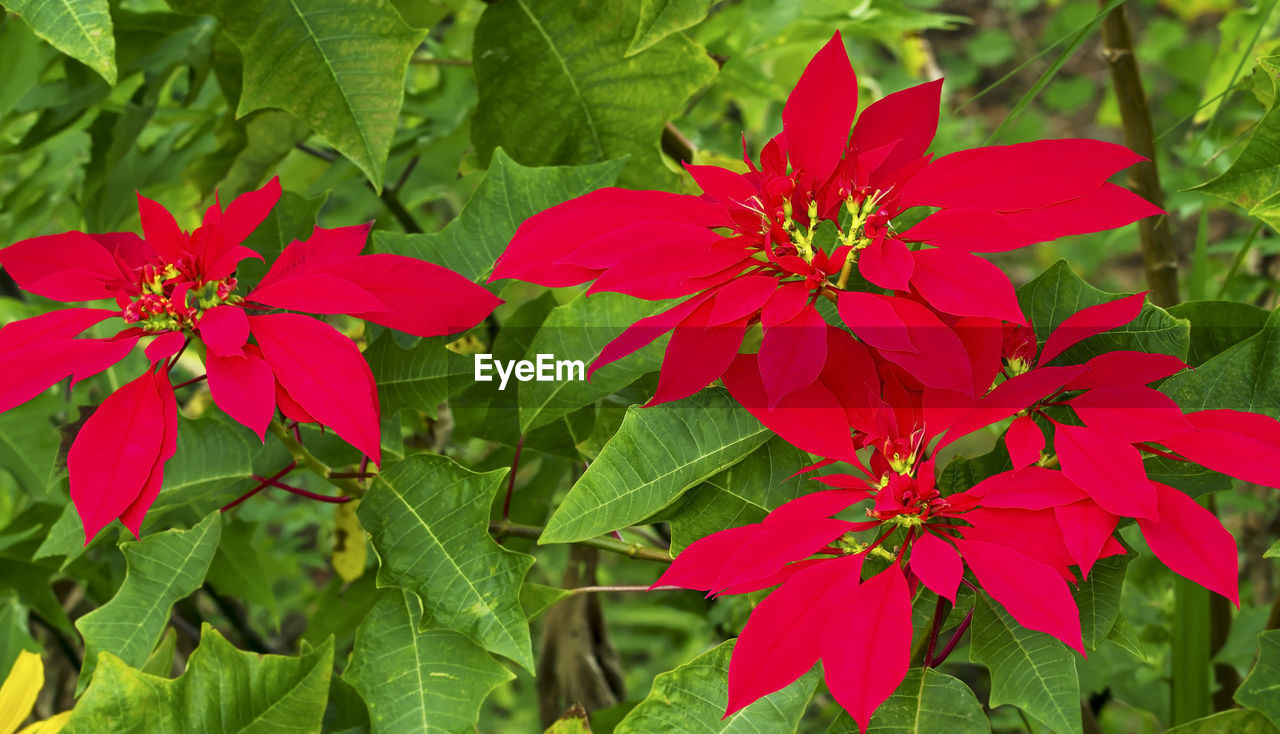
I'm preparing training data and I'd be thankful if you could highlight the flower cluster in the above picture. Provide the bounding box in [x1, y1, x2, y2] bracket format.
[491, 31, 1280, 732]
[0, 178, 500, 541]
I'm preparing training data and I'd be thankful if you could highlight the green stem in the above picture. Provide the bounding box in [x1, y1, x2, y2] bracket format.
[267, 421, 367, 498]
[1171, 574, 1212, 725]
[1217, 220, 1263, 299]
[489, 520, 672, 564]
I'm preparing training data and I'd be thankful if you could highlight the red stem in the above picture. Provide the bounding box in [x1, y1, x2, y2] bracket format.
[221, 462, 297, 512]
[254, 475, 352, 503]
[923, 594, 948, 667]
[929, 608, 974, 667]
[173, 374, 208, 390]
[502, 435, 524, 521]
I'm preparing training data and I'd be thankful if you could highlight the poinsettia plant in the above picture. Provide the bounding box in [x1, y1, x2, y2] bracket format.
[2, 1, 1280, 733]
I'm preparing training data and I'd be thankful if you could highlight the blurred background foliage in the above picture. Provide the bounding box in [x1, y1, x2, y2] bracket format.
[1, 0, 1279, 732]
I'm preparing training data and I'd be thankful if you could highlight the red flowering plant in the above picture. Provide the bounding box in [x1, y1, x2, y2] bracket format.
[490, 32, 1160, 408]
[653, 294, 1279, 731]
[0, 178, 500, 542]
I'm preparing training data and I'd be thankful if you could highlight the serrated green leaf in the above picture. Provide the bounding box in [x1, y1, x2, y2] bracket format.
[358, 454, 535, 671]
[1104, 613, 1144, 660]
[1236, 630, 1280, 729]
[236, 190, 326, 292]
[541, 388, 770, 544]
[519, 292, 670, 432]
[1073, 551, 1130, 652]
[146, 414, 259, 519]
[1195, 56, 1280, 229]
[1265, 538, 1280, 558]
[1, 0, 115, 84]
[75, 513, 221, 690]
[970, 593, 1080, 734]
[1162, 307, 1280, 418]
[173, 0, 425, 190]
[139, 627, 177, 678]
[471, 0, 717, 189]
[0, 393, 61, 497]
[64, 626, 333, 734]
[365, 333, 472, 419]
[1167, 300, 1270, 367]
[206, 517, 280, 629]
[669, 437, 811, 553]
[627, 0, 711, 56]
[186, 109, 313, 201]
[614, 640, 817, 733]
[1017, 260, 1189, 365]
[829, 668, 989, 734]
[374, 149, 626, 285]
[345, 591, 513, 734]
[1166, 709, 1280, 733]
[519, 583, 572, 623]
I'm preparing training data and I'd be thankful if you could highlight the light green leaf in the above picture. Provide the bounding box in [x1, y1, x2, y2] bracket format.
[345, 591, 513, 734]
[1235, 630, 1280, 729]
[1162, 306, 1280, 418]
[75, 513, 221, 690]
[541, 388, 770, 544]
[365, 333, 472, 419]
[1195, 56, 1280, 230]
[139, 627, 177, 678]
[829, 668, 988, 734]
[519, 583, 572, 623]
[1074, 551, 1131, 652]
[64, 626, 333, 734]
[374, 149, 626, 285]
[1166, 709, 1280, 733]
[627, 0, 711, 56]
[206, 518, 280, 629]
[1265, 539, 1280, 558]
[174, 0, 425, 191]
[1, 0, 115, 84]
[187, 109, 313, 201]
[614, 640, 817, 733]
[519, 292, 670, 432]
[669, 437, 812, 553]
[471, 0, 717, 189]
[970, 593, 1081, 734]
[1017, 260, 1189, 365]
[358, 454, 535, 671]
[1193, 4, 1280, 124]
[0, 393, 61, 497]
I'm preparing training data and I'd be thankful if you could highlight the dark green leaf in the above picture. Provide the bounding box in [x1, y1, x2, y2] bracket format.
[1195, 56, 1280, 230]
[1167, 300, 1269, 367]
[829, 668, 989, 734]
[1162, 307, 1280, 418]
[1235, 630, 1280, 729]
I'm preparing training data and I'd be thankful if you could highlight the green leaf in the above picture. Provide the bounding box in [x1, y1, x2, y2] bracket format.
[541, 388, 770, 544]
[147, 414, 260, 519]
[1073, 551, 1130, 652]
[519, 292, 670, 432]
[471, 0, 717, 189]
[75, 513, 222, 690]
[627, 0, 711, 56]
[1193, 3, 1280, 125]
[970, 592, 1081, 733]
[206, 518, 281, 629]
[345, 591, 513, 734]
[1195, 56, 1280, 229]
[173, 0, 425, 191]
[1162, 306, 1280, 418]
[1167, 300, 1270, 367]
[669, 437, 812, 553]
[365, 333, 473, 419]
[613, 640, 817, 733]
[139, 627, 177, 678]
[1017, 260, 1189, 364]
[186, 109, 313, 201]
[237, 190, 326, 292]
[375, 149, 626, 285]
[358, 454, 535, 671]
[1166, 709, 1280, 734]
[1, 0, 116, 84]
[828, 668, 988, 734]
[0, 393, 61, 497]
[519, 583, 572, 623]
[1265, 539, 1280, 559]
[1236, 630, 1280, 729]
[64, 626, 333, 734]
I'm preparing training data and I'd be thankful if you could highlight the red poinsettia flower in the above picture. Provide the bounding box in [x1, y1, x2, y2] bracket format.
[0, 178, 500, 541]
[492, 31, 1159, 408]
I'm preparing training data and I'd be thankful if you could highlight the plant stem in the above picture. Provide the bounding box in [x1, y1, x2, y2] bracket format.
[503, 435, 524, 521]
[220, 462, 296, 512]
[1217, 220, 1262, 298]
[929, 608, 974, 667]
[489, 520, 672, 564]
[1098, 0, 1179, 307]
[570, 585, 681, 594]
[254, 475, 353, 503]
[267, 420, 366, 498]
[173, 374, 207, 390]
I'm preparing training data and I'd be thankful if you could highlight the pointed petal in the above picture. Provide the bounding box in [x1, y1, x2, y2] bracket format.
[903, 207, 1045, 252]
[911, 532, 962, 602]
[1005, 415, 1045, 469]
[144, 331, 186, 365]
[1005, 183, 1163, 240]
[207, 348, 276, 441]
[1039, 292, 1146, 366]
[654, 525, 759, 591]
[1138, 482, 1239, 606]
[759, 305, 827, 408]
[589, 293, 709, 378]
[1054, 422, 1157, 520]
[965, 467, 1087, 510]
[1071, 384, 1193, 441]
[137, 193, 187, 260]
[1069, 351, 1187, 390]
[0, 233, 122, 301]
[118, 371, 178, 538]
[250, 313, 381, 465]
[706, 275, 781, 324]
[910, 248, 1026, 324]
[1054, 500, 1116, 579]
[647, 301, 746, 406]
[683, 162, 758, 207]
[957, 537, 1085, 654]
[0, 308, 118, 351]
[0, 337, 135, 413]
[716, 515, 857, 591]
[723, 353, 859, 463]
[726, 554, 863, 715]
[219, 176, 281, 246]
[198, 305, 250, 357]
[823, 564, 912, 732]
[782, 32, 857, 186]
[858, 237, 914, 291]
[937, 365, 1086, 449]
[851, 79, 942, 183]
[248, 273, 390, 314]
[1161, 409, 1280, 489]
[69, 371, 169, 542]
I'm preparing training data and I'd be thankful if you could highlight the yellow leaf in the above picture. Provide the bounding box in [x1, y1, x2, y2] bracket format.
[0, 650, 43, 734]
[332, 500, 368, 583]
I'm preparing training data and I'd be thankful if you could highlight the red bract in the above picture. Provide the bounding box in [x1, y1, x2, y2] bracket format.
[0, 178, 500, 541]
[492, 32, 1158, 408]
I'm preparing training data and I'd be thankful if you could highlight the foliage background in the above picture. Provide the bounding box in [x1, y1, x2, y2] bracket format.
[1, 0, 1279, 732]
